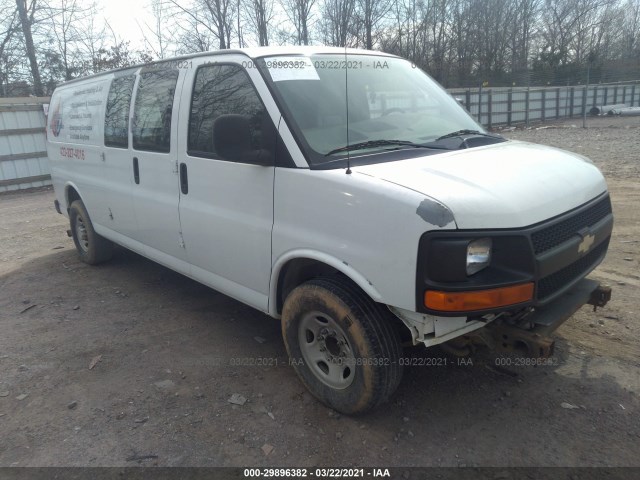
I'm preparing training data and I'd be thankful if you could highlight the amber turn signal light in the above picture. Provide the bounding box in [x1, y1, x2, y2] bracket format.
[424, 283, 534, 312]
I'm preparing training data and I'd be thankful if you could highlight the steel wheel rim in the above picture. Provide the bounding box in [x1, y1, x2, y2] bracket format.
[298, 311, 356, 389]
[75, 216, 89, 252]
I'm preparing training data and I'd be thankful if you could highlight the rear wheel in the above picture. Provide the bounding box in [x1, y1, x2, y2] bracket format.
[69, 200, 113, 265]
[282, 277, 403, 414]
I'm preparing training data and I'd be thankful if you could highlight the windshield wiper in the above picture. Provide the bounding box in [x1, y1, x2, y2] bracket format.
[325, 139, 448, 157]
[435, 129, 501, 141]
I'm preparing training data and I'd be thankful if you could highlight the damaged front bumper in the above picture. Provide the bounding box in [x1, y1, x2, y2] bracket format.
[479, 278, 611, 358]
[390, 278, 611, 357]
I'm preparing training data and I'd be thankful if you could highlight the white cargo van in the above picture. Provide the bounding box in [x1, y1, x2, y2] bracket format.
[47, 47, 613, 414]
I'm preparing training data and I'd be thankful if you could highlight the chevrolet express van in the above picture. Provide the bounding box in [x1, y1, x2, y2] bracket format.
[47, 47, 612, 414]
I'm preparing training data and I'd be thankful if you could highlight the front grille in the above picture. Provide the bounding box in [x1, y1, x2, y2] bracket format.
[531, 196, 612, 255]
[537, 238, 609, 300]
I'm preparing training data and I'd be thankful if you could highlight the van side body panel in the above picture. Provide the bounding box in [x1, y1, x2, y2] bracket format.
[47, 77, 113, 223]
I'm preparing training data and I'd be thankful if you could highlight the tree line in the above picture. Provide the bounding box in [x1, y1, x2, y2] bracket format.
[2, 0, 639, 96]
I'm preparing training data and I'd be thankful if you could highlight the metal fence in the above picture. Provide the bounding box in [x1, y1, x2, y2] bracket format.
[449, 83, 640, 128]
[0, 97, 50, 193]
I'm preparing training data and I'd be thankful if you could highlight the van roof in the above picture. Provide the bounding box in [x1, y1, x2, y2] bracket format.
[57, 46, 398, 87]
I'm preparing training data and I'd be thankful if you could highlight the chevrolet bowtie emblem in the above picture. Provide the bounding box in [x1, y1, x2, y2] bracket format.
[578, 233, 595, 254]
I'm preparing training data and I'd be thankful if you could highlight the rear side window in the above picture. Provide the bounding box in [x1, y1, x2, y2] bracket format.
[104, 75, 135, 148]
[132, 68, 179, 153]
[188, 64, 273, 161]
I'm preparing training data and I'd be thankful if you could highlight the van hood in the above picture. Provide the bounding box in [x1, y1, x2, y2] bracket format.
[353, 141, 608, 229]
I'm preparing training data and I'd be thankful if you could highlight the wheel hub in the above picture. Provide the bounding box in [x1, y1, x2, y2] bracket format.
[75, 216, 89, 252]
[298, 312, 356, 389]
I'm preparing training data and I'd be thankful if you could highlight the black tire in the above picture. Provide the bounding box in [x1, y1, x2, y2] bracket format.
[69, 200, 113, 265]
[282, 276, 403, 414]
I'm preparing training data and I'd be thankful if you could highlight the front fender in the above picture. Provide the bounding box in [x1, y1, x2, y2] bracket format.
[269, 248, 384, 317]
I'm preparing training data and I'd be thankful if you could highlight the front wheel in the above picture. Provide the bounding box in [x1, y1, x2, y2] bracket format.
[282, 277, 403, 414]
[69, 200, 113, 265]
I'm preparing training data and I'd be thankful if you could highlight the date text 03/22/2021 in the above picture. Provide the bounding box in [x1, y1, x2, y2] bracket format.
[243, 468, 391, 477]
[222, 356, 473, 367]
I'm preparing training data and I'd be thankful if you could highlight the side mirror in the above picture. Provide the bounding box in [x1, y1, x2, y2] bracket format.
[213, 114, 273, 166]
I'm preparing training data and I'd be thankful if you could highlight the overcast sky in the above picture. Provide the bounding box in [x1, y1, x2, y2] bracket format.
[101, 0, 152, 51]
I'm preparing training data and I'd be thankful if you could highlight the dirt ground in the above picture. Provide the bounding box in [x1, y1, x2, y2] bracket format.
[0, 115, 639, 469]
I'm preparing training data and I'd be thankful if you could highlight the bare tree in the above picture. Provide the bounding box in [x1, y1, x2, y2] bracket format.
[0, 2, 18, 59]
[151, 0, 216, 54]
[321, 0, 356, 46]
[569, 0, 619, 64]
[449, 0, 476, 85]
[423, 0, 452, 81]
[387, 0, 421, 62]
[0, 1, 19, 95]
[164, 0, 234, 49]
[140, 0, 177, 59]
[16, 0, 43, 95]
[243, 0, 275, 46]
[45, 0, 100, 81]
[354, 0, 390, 49]
[175, 22, 216, 54]
[471, 0, 516, 82]
[539, 0, 610, 67]
[281, 0, 315, 45]
[237, 0, 245, 47]
[620, 0, 640, 59]
[508, 0, 540, 83]
[1, 0, 639, 94]
[380, 0, 452, 80]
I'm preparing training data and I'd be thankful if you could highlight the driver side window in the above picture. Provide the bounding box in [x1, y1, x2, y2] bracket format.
[188, 64, 275, 163]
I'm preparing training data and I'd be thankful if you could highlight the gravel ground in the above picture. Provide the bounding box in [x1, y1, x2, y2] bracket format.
[0, 115, 639, 469]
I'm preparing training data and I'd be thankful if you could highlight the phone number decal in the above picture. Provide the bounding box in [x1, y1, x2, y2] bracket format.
[60, 147, 85, 160]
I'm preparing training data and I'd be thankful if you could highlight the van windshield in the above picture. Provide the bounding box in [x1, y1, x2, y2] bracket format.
[261, 54, 484, 167]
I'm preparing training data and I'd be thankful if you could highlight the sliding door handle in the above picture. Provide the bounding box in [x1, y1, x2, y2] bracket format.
[133, 157, 140, 184]
[179, 162, 188, 194]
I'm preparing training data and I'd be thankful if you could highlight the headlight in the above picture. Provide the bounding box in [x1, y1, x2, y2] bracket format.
[466, 238, 492, 275]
